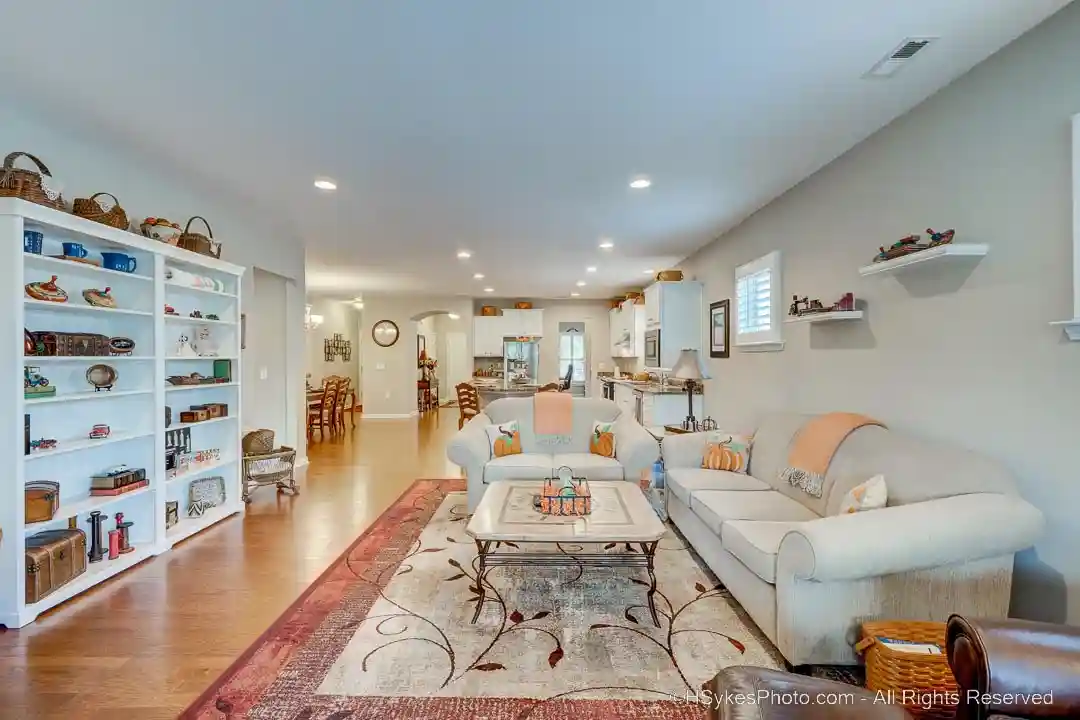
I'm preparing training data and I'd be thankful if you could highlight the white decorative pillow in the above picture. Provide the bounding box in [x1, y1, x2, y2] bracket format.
[485, 421, 522, 458]
[836, 475, 887, 515]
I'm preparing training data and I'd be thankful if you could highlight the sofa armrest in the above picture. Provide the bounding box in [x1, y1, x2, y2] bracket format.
[778, 493, 1043, 583]
[613, 415, 660, 481]
[660, 432, 710, 469]
[947, 615, 1080, 720]
[446, 412, 492, 468]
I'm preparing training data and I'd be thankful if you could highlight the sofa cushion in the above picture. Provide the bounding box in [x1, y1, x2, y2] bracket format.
[552, 453, 625, 481]
[667, 468, 770, 506]
[690, 490, 819, 535]
[484, 453, 555, 484]
[721, 520, 805, 584]
[484, 396, 623, 455]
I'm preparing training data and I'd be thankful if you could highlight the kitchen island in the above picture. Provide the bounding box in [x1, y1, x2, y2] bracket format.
[604, 378, 704, 427]
[472, 378, 544, 407]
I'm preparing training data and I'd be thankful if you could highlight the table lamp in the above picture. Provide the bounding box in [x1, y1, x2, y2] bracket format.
[670, 348, 709, 431]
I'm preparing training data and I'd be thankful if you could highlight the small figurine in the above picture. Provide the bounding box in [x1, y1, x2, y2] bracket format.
[30, 438, 58, 451]
[82, 286, 117, 308]
[190, 310, 203, 319]
[874, 234, 930, 263]
[114, 512, 134, 554]
[25, 275, 68, 303]
[193, 326, 219, 357]
[205, 313, 220, 321]
[174, 333, 199, 358]
[927, 228, 956, 246]
[24, 366, 56, 399]
[164, 304, 178, 315]
[89, 424, 111, 439]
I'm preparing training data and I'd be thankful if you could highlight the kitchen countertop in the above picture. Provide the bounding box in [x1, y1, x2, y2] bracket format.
[607, 378, 703, 395]
[472, 378, 543, 392]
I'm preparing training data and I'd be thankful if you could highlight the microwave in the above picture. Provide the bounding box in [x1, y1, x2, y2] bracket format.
[644, 329, 660, 368]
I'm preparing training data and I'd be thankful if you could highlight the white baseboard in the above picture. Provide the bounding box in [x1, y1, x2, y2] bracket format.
[361, 413, 417, 420]
[295, 457, 310, 469]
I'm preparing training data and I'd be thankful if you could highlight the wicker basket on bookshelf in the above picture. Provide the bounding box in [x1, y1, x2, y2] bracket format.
[177, 216, 222, 259]
[72, 192, 130, 230]
[0, 152, 65, 210]
[855, 620, 958, 720]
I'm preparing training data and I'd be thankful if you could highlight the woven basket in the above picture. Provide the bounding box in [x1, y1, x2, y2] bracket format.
[0, 152, 65, 210]
[856, 620, 957, 720]
[72, 192, 129, 230]
[480, 305, 498, 316]
[655, 269, 683, 282]
[242, 429, 276, 456]
[514, 301, 533, 309]
[177, 216, 222, 259]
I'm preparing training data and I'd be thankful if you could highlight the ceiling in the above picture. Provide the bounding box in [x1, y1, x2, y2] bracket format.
[1, 1, 1071, 299]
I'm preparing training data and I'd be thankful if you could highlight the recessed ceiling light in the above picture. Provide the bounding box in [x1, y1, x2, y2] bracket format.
[448, 313, 460, 320]
[598, 239, 614, 249]
[353, 302, 364, 310]
[457, 250, 472, 259]
[586, 266, 597, 273]
[483, 287, 495, 293]
[473, 273, 485, 280]
[643, 269, 654, 274]
[570, 292, 580, 297]
[576, 281, 586, 287]
[313, 178, 337, 191]
[629, 177, 652, 189]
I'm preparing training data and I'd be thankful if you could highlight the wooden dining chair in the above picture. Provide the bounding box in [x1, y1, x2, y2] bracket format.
[455, 382, 480, 430]
[307, 379, 338, 439]
[333, 378, 351, 431]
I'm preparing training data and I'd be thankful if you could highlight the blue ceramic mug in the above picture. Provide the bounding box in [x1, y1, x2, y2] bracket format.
[62, 242, 88, 258]
[101, 252, 137, 273]
[23, 231, 43, 254]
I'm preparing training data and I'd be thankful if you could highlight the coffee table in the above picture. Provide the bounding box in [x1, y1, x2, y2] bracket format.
[465, 480, 667, 626]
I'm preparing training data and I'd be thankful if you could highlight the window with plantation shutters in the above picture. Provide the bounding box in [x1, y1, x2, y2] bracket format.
[735, 251, 784, 349]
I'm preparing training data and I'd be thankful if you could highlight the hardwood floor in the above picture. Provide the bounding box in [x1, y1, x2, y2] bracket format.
[0, 408, 461, 719]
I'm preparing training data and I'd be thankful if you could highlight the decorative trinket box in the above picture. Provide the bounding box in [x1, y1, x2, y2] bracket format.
[24, 481, 60, 523]
[28, 331, 111, 357]
[90, 466, 146, 491]
[204, 402, 228, 418]
[25, 529, 88, 604]
[109, 337, 135, 356]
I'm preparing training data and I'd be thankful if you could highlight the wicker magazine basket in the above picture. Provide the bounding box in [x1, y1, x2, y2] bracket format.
[177, 215, 222, 259]
[72, 192, 129, 230]
[856, 620, 958, 720]
[0, 152, 65, 210]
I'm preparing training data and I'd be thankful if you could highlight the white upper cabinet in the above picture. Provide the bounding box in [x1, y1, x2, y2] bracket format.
[500, 309, 543, 337]
[472, 315, 505, 356]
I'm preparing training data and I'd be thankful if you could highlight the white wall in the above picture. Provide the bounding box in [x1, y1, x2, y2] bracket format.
[306, 297, 360, 391]
[0, 101, 308, 462]
[678, 3, 1080, 623]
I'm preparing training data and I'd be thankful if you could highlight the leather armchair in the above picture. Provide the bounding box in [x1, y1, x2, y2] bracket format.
[946, 615, 1080, 720]
[706, 667, 912, 719]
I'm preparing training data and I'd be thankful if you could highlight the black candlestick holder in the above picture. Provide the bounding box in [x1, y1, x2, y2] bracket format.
[88, 510, 106, 563]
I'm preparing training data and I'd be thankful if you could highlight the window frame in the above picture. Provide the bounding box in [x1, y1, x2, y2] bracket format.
[558, 331, 587, 382]
[734, 250, 784, 351]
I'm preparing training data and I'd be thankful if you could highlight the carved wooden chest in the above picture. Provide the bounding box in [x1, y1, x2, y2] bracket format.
[25, 529, 88, 604]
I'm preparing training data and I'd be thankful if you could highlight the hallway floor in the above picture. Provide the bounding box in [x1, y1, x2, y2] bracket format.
[0, 409, 461, 719]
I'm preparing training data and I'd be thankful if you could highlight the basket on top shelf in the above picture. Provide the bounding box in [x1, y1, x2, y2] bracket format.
[177, 216, 222, 259]
[0, 152, 65, 210]
[241, 429, 298, 503]
[72, 192, 129, 230]
[655, 269, 683, 282]
[855, 620, 958, 720]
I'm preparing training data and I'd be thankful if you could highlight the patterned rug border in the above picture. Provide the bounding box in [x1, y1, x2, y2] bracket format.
[180, 478, 461, 719]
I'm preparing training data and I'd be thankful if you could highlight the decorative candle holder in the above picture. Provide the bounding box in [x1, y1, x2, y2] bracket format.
[115, 512, 134, 554]
[88, 510, 106, 563]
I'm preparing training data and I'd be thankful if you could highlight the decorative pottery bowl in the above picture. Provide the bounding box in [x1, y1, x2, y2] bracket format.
[141, 218, 182, 245]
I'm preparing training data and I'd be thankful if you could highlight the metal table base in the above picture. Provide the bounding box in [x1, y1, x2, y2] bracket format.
[471, 539, 661, 626]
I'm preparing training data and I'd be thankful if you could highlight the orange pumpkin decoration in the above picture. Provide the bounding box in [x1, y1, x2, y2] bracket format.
[493, 426, 522, 457]
[702, 436, 746, 472]
[590, 428, 616, 458]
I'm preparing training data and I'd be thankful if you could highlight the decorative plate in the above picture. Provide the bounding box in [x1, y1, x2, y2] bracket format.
[86, 364, 117, 391]
[82, 286, 116, 308]
[25, 275, 68, 302]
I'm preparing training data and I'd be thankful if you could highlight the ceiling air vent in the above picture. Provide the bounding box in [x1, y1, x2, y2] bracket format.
[865, 37, 937, 79]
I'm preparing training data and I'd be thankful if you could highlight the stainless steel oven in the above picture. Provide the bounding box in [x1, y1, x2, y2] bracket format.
[644, 329, 660, 367]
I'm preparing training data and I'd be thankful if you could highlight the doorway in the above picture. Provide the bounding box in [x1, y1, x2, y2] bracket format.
[444, 331, 468, 402]
[246, 268, 290, 441]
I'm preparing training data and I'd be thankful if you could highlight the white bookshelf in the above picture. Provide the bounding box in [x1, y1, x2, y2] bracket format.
[0, 198, 245, 628]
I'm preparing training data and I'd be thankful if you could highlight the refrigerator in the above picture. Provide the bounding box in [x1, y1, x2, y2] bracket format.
[503, 338, 540, 384]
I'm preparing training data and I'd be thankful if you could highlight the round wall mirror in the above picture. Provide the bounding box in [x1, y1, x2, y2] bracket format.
[371, 319, 400, 347]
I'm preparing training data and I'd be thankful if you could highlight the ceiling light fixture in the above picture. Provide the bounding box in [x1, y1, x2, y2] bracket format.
[576, 281, 586, 287]
[448, 313, 460, 320]
[629, 176, 652, 189]
[598, 239, 615, 249]
[313, 178, 337, 191]
[483, 287, 495, 293]
[570, 292, 580, 297]
[644, 269, 654, 274]
[473, 273, 485, 279]
[586, 266, 597, 273]
[457, 250, 472, 259]
[353, 302, 364, 310]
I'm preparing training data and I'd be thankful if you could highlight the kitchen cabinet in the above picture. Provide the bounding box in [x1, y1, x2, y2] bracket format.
[609, 302, 645, 358]
[500, 309, 544, 337]
[612, 382, 636, 417]
[638, 391, 703, 428]
[473, 315, 506, 357]
[643, 281, 703, 369]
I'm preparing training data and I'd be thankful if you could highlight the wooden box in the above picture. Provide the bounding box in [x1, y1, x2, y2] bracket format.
[25, 529, 88, 604]
[28, 331, 110, 357]
[204, 402, 228, 418]
[24, 481, 60, 523]
[90, 467, 146, 491]
[185, 407, 211, 422]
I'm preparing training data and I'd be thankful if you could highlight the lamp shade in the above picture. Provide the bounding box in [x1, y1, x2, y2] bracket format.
[671, 348, 710, 381]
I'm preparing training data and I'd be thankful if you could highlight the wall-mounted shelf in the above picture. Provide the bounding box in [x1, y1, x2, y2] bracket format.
[784, 311, 864, 324]
[2, 197, 245, 628]
[858, 244, 989, 276]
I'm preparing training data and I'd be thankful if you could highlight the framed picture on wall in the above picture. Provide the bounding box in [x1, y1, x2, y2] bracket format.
[709, 300, 730, 358]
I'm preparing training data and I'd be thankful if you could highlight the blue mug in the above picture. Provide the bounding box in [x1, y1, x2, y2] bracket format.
[62, 242, 88, 258]
[23, 230, 43, 254]
[101, 252, 137, 273]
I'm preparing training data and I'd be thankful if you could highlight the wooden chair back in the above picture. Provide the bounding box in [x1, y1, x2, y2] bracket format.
[455, 382, 480, 429]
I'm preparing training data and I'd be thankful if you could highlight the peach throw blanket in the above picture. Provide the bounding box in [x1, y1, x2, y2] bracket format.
[779, 412, 885, 498]
[534, 391, 573, 444]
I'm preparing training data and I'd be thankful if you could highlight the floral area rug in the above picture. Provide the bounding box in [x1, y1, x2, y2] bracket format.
[183, 480, 783, 719]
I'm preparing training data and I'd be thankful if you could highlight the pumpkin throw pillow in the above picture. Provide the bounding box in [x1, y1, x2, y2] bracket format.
[485, 421, 523, 458]
[702, 432, 751, 473]
[836, 474, 887, 514]
[589, 421, 617, 458]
